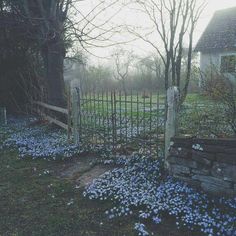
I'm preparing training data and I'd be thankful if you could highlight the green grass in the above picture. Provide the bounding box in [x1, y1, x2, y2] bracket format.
[185, 93, 210, 104]
[0, 151, 136, 236]
[81, 92, 208, 114]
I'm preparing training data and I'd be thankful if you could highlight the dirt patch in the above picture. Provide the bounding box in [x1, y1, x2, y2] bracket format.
[59, 155, 114, 188]
[74, 165, 113, 188]
[59, 156, 96, 179]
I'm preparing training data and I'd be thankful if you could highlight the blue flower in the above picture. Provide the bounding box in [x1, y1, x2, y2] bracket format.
[1, 117, 80, 160]
[84, 154, 236, 236]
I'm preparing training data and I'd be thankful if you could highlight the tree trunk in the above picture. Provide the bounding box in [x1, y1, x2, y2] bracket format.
[122, 79, 127, 95]
[179, 29, 194, 106]
[42, 37, 66, 107]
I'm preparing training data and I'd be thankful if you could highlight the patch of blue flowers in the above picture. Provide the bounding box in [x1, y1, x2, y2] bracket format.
[134, 223, 149, 236]
[84, 155, 236, 236]
[0, 117, 79, 160]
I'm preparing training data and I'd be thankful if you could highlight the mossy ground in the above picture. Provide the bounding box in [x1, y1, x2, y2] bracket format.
[0, 151, 136, 236]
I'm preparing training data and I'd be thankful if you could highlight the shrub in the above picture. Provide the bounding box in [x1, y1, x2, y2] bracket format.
[202, 70, 236, 136]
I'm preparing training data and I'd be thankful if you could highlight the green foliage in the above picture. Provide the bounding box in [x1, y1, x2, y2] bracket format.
[202, 70, 236, 136]
[179, 102, 232, 138]
[179, 70, 236, 137]
[0, 1, 45, 111]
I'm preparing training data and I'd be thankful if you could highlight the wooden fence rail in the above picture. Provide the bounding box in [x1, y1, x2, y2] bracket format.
[31, 87, 230, 159]
[33, 101, 71, 139]
[34, 101, 68, 115]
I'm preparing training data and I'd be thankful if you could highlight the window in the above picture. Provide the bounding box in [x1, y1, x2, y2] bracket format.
[220, 55, 236, 73]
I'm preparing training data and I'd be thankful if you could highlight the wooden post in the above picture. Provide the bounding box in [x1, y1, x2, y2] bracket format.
[0, 107, 7, 125]
[66, 84, 72, 142]
[71, 86, 79, 145]
[165, 86, 179, 165]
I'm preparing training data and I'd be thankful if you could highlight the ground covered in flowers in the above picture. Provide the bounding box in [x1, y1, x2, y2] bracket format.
[84, 155, 236, 236]
[1, 117, 235, 235]
[0, 117, 79, 160]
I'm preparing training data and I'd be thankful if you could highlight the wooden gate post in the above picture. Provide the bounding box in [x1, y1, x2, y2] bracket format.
[71, 86, 79, 145]
[0, 107, 7, 125]
[165, 86, 179, 165]
[66, 83, 72, 141]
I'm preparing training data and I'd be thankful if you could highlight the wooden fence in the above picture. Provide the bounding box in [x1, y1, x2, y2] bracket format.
[33, 100, 72, 139]
[0, 107, 7, 125]
[32, 87, 174, 159]
[31, 86, 231, 161]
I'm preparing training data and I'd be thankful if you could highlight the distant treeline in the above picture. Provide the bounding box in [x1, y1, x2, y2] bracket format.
[65, 53, 200, 94]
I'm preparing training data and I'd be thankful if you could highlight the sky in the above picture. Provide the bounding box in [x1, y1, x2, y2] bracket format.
[77, 0, 236, 64]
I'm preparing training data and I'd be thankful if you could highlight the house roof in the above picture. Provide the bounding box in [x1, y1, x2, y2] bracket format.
[195, 7, 236, 52]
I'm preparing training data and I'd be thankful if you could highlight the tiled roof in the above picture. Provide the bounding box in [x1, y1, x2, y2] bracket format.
[195, 7, 236, 52]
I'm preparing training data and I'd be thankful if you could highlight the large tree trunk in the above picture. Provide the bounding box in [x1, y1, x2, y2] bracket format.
[42, 31, 66, 107]
[47, 42, 65, 107]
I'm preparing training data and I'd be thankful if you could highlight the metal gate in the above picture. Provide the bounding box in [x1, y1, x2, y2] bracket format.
[74, 89, 165, 158]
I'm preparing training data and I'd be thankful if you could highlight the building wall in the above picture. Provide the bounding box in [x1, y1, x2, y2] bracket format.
[199, 50, 236, 85]
[200, 52, 220, 72]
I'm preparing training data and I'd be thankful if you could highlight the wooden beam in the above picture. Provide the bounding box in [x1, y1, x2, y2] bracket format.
[41, 112, 68, 130]
[71, 88, 79, 145]
[34, 101, 68, 115]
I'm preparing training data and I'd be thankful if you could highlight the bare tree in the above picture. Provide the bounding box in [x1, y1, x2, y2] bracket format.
[127, 0, 205, 104]
[112, 48, 134, 94]
[137, 55, 164, 91]
[1, 0, 124, 106]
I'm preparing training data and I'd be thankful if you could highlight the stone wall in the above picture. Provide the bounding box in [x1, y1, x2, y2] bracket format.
[167, 137, 236, 196]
